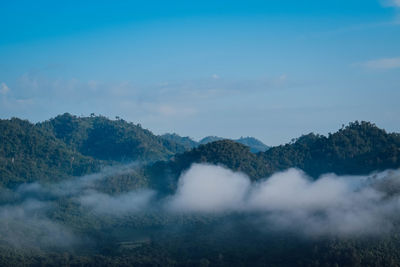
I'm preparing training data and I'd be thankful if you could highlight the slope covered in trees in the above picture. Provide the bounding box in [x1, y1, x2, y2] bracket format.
[146, 140, 271, 192]
[2, 116, 400, 266]
[261, 121, 400, 177]
[1, 116, 400, 192]
[39, 113, 185, 162]
[0, 118, 100, 187]
[199, 136, 270, 152]
[235, 136, 270, 153]
[0, 114, 184, 188]
[160, 133, 270, 153]
[160, 133, 198, 150]
[146, 121, 400, 193]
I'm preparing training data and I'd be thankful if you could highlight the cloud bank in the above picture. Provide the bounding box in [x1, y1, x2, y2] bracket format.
[1, 163, 400, 251]
[0, 200, 77, 250]
[167, 164, 400, 236]
[79, 190, 155, 215]
[168, 164, 251, 212]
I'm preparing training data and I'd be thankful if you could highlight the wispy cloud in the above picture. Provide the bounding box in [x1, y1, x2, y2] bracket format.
[167, 164, 400, 236]
[361, 57, 400, 70]
[0, 82, 9, 95]
[380, 0, 400, 24]
[382, 0, 400, 7]
[211, 74, 220, 80]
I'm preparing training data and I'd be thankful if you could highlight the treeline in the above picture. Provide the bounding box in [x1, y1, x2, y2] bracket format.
[262, 121, 400, 177]
[145, 121, 400, 193]
[0, 118, 100, 187]
[38, 113, 185, 161]
[1, 115, 400, 192]
[160, 133, 270, 153]
[0, 113, 185, 187]
[2, 116, 400, 266]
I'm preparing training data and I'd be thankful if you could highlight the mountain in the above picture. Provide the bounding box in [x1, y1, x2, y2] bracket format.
[2, 118, 400, 266]
[199, 136, 225, 145]
[0, 118, 101, 187]
[159, 133, 198, 150]
[39, 113, 185, 162]
[145, 121, 400, 193]
[160, 134, 270, 153]
[1, 116, 400, 192]
[0, 114, 186, 188]
[235, 137, 270, 153]
[260, 121, 400, 177]
[146, 140, 272, 193]
[200, 136, 269, 152]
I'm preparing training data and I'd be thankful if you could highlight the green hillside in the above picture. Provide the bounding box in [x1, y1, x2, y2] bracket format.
[146, 121, 400, 193]
[160, 133, 198, 150]
[2, 116, 400, 193]
[161, 133, 270, 153]
[146, 140, 271, 193]
[39, 113, 185, 162]
[261, 121, 400, 177]
[0, 118, 100, 187]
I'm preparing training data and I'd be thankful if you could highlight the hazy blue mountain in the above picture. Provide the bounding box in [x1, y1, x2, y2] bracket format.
[161, 134, 270, 153]
[159, 133, 198, 150]
[235, 137, 270, 153]
[199, 136, 225, 145]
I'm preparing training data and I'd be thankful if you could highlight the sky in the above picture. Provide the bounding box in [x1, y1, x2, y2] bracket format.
[1, 0, 400, 145]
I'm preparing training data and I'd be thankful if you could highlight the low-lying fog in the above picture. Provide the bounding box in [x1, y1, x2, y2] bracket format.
[1, 163, 400, 249]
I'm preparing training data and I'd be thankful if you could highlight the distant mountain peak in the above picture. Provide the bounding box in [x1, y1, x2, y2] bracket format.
[199, 136, 269, 153]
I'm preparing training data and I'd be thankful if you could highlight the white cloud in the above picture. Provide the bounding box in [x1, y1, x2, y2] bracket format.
[278, 74, 287, 82]
[382, 0, 400, 7]
[168, 164, 251, 212]
[79, 190, 155, 215]
[167, 164, 400, 236]
[0, 82, 10, 95]
[362, 57, 400, 70]
[211, 74, 220, 80]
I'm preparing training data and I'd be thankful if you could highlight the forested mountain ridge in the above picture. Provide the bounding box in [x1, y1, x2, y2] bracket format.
[146, 121, 400, 193]
[0, 114, 185, 188]
[146, 140, 271, 192]
[2, 116, 400, 266]
[0, 118, 101, 187]
[39, 113, 185, 161]
[159, 133, 198, 150]
[160, 133, 270, 153]
[261, 121, 400, 177]
[199, 136, 270, 152]
[235, 136, 270, 153]
[1, 115, 400, 192]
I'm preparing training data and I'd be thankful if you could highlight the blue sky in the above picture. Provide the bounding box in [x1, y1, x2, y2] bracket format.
[1, 0, 400, 145]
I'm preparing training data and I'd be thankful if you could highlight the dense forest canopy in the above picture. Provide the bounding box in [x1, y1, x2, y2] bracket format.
[0, 117, 100, 187]
[2, 115, 400, 191]
[2, 115, 400, 266]
[39, 113, 186, 161]
[262, 121, 400, 177]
